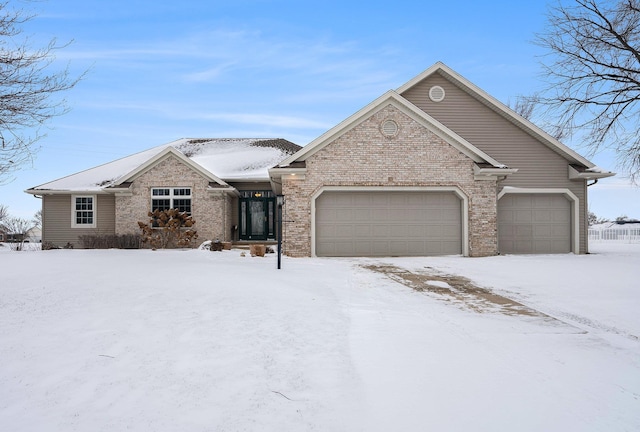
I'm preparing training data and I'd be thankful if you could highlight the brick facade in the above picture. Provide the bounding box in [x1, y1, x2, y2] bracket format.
[114, 155, 231, 244]
[281, 104, 499, 257]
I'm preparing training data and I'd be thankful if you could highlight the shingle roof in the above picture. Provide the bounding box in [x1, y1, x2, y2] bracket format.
[27, 138, 302, 192]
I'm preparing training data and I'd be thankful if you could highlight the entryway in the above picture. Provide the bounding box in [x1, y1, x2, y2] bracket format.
[239, 191, 276, 241]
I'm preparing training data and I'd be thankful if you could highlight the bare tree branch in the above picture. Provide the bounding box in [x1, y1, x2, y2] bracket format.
[535, 0, 640, 180]
[0, 1, 82, 184]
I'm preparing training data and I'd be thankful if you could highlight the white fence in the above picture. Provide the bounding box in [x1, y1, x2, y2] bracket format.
[589, 227, 640, 243]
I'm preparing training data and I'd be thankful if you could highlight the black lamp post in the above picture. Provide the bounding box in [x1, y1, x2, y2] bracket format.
[276, 194, 283, 269]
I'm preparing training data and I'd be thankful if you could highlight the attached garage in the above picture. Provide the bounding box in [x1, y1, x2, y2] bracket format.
[314, 190, 462, 257]
[498, 193, 572, 254]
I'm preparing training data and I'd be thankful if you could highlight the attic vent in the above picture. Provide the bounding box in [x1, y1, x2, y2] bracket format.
[381, 120, 399, 137]
[429, 85, 446, 102]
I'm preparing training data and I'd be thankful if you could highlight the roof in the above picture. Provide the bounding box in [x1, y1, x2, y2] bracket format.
[27, 138, 302, 193]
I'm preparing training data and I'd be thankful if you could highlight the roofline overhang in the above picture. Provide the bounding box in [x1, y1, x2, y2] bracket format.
[207, 186, 240, 197]
[568, 165, 616, 180]
[268, 167, 307, 195]
[473, 165, 519, 180]
[25, 189, 109, 195]
[221, 177, 271, 183]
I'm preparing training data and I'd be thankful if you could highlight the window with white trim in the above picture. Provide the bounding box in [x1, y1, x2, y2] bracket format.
[72, 195, 97, 228]
[151, 188, 192, 214]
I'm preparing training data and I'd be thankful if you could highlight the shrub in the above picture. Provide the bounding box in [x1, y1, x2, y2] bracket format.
[41, 241, 58, 250]
[138, 209, 198, 249]
[78, 234, 142, 249]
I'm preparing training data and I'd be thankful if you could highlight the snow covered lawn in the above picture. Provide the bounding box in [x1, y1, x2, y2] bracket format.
[1, 243, 638, 431]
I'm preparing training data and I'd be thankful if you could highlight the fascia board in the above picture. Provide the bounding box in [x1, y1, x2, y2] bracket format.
[474, 165, 519, 176]
[24, 189, 109, 195]
[207, 186, 240, 197]
[395, 61, 446, 94]
[568, 165, 616, 180]
[268, 166, 307, 195]
[116, 147, 230, 187]
[268, 167, 307, 176]
[397, 62, 598, 168]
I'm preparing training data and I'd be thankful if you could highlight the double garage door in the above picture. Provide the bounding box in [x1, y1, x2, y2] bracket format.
[498, 193, 571, 254]
[315, 191, 462, 257]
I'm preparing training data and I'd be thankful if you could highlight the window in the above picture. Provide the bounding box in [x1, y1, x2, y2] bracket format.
[151, 188, 192, 214]
[72, 195, 96, 228]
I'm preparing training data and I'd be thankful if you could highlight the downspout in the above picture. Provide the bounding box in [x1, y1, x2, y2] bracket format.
[223, 193, 227, 242]
[585, 178, 598, 254]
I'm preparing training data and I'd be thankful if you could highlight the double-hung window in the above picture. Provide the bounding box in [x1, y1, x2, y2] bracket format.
[72, 195, 97, 228]
[151, 188, 192, 215]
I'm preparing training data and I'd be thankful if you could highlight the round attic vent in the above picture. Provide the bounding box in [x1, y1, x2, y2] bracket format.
[429, 85, 446, 102]
[381, 120, 399, 137]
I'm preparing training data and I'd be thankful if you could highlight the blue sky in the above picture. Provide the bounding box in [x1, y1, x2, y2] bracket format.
[1, 0, 638, 220]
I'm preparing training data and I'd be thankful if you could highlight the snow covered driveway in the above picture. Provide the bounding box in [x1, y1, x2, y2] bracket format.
[0, 243, 638, 431]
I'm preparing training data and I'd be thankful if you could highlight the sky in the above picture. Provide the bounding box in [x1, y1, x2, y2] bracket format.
[1, 0, 638, 220]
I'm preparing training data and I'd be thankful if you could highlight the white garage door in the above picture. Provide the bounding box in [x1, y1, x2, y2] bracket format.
[315, 191, 462, 257]
[498, 193, 571, 254]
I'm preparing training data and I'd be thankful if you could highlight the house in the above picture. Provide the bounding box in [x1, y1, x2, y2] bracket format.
[26, 139, 301, 247]
[25, 227, 42, 243]
[27, 62, 614, 256]
[269, 62, 614, 257]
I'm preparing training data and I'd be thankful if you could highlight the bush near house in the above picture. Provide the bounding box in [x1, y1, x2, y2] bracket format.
[138, 209, 198, 249]
[78, 234, 142, 249]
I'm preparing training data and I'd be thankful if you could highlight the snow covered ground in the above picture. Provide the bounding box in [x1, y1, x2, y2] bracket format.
[0, 243, 638, 431]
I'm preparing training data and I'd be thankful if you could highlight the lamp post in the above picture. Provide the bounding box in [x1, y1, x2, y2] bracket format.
[276, 194, 284, 269]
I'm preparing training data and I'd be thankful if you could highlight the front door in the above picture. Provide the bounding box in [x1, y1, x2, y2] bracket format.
[239, 191, 275, 240]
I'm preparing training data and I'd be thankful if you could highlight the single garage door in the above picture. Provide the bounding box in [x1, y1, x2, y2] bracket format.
[315, 191, 462, 257]
[498, 193, 571, 254]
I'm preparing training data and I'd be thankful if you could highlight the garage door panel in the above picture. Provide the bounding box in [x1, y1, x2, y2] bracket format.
[389, 225, 409, 237]
[354, 208, 372, 221]
[498, 193, 571, 254]
[316, 191, 462, 257]
[514, 210, 533, 223]
[371, 208, 389, 220]
[354, 225, 371, 237]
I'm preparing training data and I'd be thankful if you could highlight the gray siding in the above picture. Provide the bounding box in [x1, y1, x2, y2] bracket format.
[401, 73, 588, 253]
[43, 194, 116, 248]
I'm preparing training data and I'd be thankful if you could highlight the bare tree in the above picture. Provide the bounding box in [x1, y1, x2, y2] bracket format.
[0, 203, 7, 223]
[3, 215, 33, 250]
[536, 0, 640, 180]
[32, 208, 41, 228]
[510, 94, 569, 141]
[0, 1, 81, 184]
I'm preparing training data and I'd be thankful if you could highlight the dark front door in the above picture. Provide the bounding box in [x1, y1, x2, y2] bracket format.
[240, 191, 275, 240]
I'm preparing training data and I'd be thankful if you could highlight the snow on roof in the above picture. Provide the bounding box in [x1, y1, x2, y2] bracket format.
[28, 138, 302, 192]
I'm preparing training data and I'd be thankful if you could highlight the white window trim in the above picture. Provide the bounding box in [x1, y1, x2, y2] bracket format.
[151, 187, 192, 214]
[71, 194, 97, 229]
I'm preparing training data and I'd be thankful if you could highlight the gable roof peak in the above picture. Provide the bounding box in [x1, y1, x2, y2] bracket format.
[275, 89, 506, 168]
[396, 62, 607, 169]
